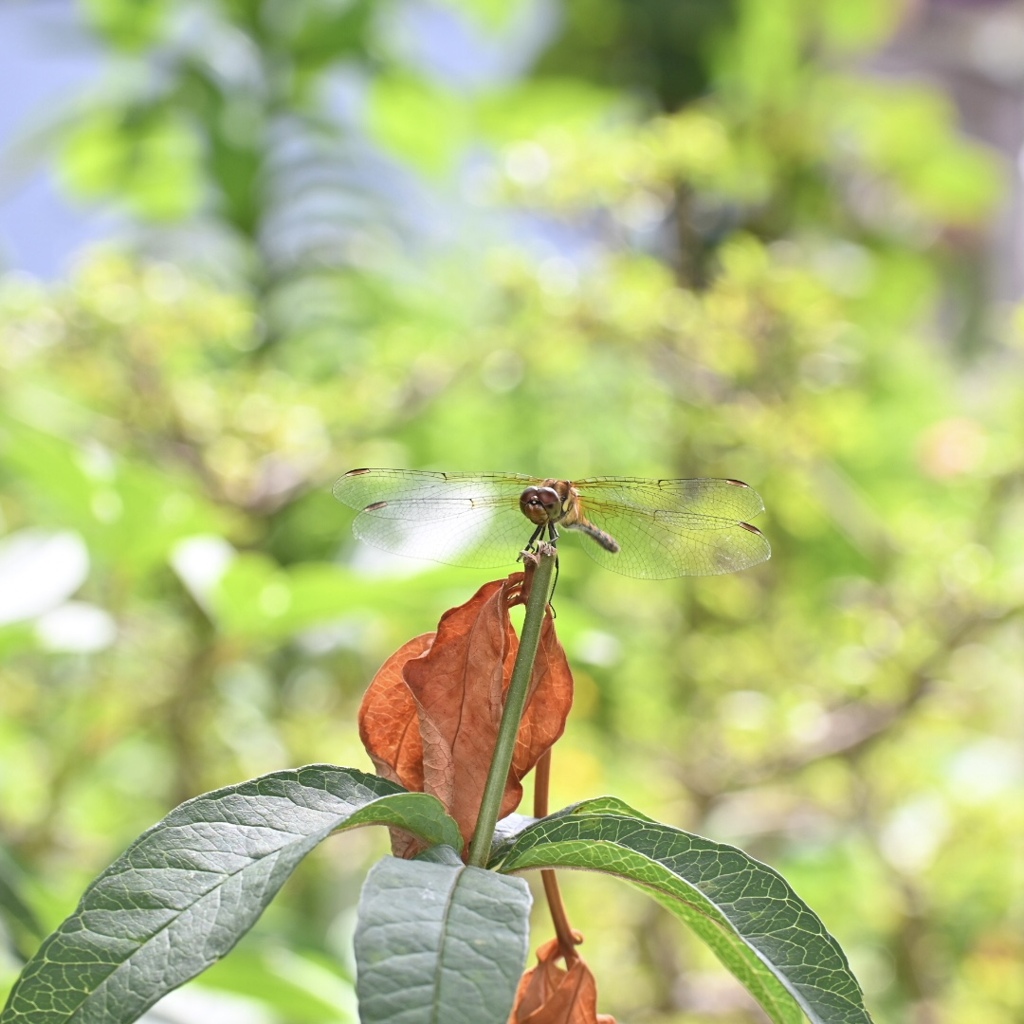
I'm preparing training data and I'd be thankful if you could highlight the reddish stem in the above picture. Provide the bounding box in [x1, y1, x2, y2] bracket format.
[534, 748, 582, 962]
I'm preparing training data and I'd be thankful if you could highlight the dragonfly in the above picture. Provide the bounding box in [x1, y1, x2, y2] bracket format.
[333, 468, 770, 579]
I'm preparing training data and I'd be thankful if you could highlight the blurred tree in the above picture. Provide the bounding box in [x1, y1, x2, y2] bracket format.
[1, 1, 1021, 1022]
[535, 0, 739, 110]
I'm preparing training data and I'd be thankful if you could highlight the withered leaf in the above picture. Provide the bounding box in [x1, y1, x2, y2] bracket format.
[359, 573, 573, 854]
[403, 577, 518, 841]
[358, 632, 432, 792]
[510, 939, 617, 1024]
[357, 632, 433, 859]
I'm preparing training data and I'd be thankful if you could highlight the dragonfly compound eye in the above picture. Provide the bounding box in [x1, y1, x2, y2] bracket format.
[519, 486, 562, 525]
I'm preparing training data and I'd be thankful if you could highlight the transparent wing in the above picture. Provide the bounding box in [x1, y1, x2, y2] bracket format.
[333, 468, 771, 576]
[333, 468, 537, 515]
[566, 504, 771, 578]
[333, 468, 542, 569]
[573, 477, 765, 522]
[351, 502, 542, 569]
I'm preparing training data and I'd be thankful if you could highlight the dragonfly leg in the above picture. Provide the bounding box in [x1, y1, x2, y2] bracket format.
[518, 522, 546, 565]
[546, 523, 561, 606]
[518, 522, 560, 608]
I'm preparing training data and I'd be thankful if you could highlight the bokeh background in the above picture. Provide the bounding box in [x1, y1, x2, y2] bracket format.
[1, 1, 1023, 1021]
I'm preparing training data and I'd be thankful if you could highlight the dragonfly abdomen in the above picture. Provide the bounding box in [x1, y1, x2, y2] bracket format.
[566, 520, 620, 554]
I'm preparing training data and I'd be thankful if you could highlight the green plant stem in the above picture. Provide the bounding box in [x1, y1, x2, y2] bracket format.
[467, 549, 557, 868]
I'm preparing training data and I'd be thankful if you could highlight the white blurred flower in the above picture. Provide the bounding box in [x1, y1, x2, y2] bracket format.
[171, 535, 236, 611]
[35, 602, 117, 653]
[0, 529, 89, 626]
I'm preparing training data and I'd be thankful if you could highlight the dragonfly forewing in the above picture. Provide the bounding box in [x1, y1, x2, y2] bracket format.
[352, 499, 537, 569]
[333, 468, 534, 513]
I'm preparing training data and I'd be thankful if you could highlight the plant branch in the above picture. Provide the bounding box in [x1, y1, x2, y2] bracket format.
[467, 548, 557, 868]
[534, 748, 581, 960]
[679, 601, 1023, 799]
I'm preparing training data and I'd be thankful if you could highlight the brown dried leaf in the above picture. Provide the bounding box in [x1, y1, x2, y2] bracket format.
[404, 577, 520, 847]
[358, 632, 434, 858]
[510, 939, 617, 1024]
[360, 573, 574, 853]
[511, 610, 573, 807]
[358, 632, 432, 791]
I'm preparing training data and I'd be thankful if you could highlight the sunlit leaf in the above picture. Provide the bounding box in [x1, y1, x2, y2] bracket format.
[0, 530, 88, 627]
[195, 942, 357, 1023]
[476, 80, 621, 143]
[209, 554, 452, 639]
[440, 0, 528, 31]
[366, 75, 471, 177]
[81, 0, 169, 49]
[58, 108, 202, 220]
[816, 0, 902, 51]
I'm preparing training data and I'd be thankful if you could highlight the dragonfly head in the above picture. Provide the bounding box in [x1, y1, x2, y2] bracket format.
[520, 485, 563, 526]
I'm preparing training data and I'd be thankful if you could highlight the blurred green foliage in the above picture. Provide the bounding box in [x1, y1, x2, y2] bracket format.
[2, 0, 1022, 1021]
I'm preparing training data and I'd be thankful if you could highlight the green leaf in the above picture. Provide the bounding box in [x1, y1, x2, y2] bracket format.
[816, 0, 902, 51]
[354, 855, 531, 1024]
[196, 941, 357, 1023]
[475, 79, 620, 143]
[489, 797, 657, 863]
[1, 766, 461, 1024]
[366, 75, 471, 178]
[439, 0, 528, 32]
[0, 847, 43, 960]
[58, 107, 202, 220]
[550, 795, 658, 822]
[494, 807, 873, 1024]
[0, 417, 229, 580]
[485, 798, 655, 865]
[209, 553, 456, 640]
[81, 0, 169, 49]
